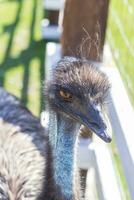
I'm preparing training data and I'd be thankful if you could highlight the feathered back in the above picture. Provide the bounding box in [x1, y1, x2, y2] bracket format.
[0, 88, 51, 200]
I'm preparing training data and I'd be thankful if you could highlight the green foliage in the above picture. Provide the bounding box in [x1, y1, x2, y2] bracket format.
[0, 0, 45, 116]
[110, 139, 131, 200]
[107, 0, 134, 106]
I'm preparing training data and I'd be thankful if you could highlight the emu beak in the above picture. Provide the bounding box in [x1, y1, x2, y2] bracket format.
[82, 103, 112, 143]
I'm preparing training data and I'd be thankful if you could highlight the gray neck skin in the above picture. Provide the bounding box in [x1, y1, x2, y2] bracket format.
[48, 110, 81, 200]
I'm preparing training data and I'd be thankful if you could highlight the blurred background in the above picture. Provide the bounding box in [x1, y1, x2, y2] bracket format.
[0, 0, 44, 116]
[0, 0, 133, 199]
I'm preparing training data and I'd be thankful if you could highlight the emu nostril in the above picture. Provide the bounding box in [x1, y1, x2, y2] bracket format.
[90, 122, 100, 130]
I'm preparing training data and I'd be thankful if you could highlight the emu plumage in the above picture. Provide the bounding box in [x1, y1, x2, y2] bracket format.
[0, 88, 52, 200]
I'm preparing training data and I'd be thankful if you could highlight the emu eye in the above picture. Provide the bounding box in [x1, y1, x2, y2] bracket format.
[59, 90, 72, 101]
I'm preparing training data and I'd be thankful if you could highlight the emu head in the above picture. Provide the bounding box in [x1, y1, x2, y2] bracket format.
[46, 57, 111, 142]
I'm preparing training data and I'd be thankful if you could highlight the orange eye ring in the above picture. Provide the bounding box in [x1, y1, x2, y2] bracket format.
[59, 90, 72, 101]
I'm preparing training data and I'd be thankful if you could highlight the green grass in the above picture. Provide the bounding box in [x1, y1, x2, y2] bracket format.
[0, 0, 45, 116]
[110, 139, 131, 200]
[107, 0, 134, 107]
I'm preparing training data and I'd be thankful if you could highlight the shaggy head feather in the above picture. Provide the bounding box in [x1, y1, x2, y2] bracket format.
[46, 57, 110, 105]
[45, 57, 111, 144]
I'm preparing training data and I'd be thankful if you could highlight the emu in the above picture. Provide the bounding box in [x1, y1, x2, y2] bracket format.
[44, 56, 111, 200]
[0, 56, 111, 200]
[0, 88, 53, 200]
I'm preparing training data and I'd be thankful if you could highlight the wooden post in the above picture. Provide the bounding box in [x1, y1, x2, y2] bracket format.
[61, 0, 109, 61]
[61, 0, 109, 136]
[61, 1, 110, 196]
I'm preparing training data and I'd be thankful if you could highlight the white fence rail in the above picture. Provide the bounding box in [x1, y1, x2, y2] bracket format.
[104, 68, 134, 200]
[43, 0, 64, 10]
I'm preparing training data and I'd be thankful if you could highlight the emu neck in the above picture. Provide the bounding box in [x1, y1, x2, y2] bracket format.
[49, 110, 80, 200]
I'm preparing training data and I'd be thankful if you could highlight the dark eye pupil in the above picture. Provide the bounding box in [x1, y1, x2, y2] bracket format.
[59, 90, 73, 101]
[64, 92, 70, 98]
[60, 91, 71, 98]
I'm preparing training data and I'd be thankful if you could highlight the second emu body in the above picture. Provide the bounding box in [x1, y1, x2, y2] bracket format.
[45, 57, 111, 200]
[0, 88, 52, 200]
